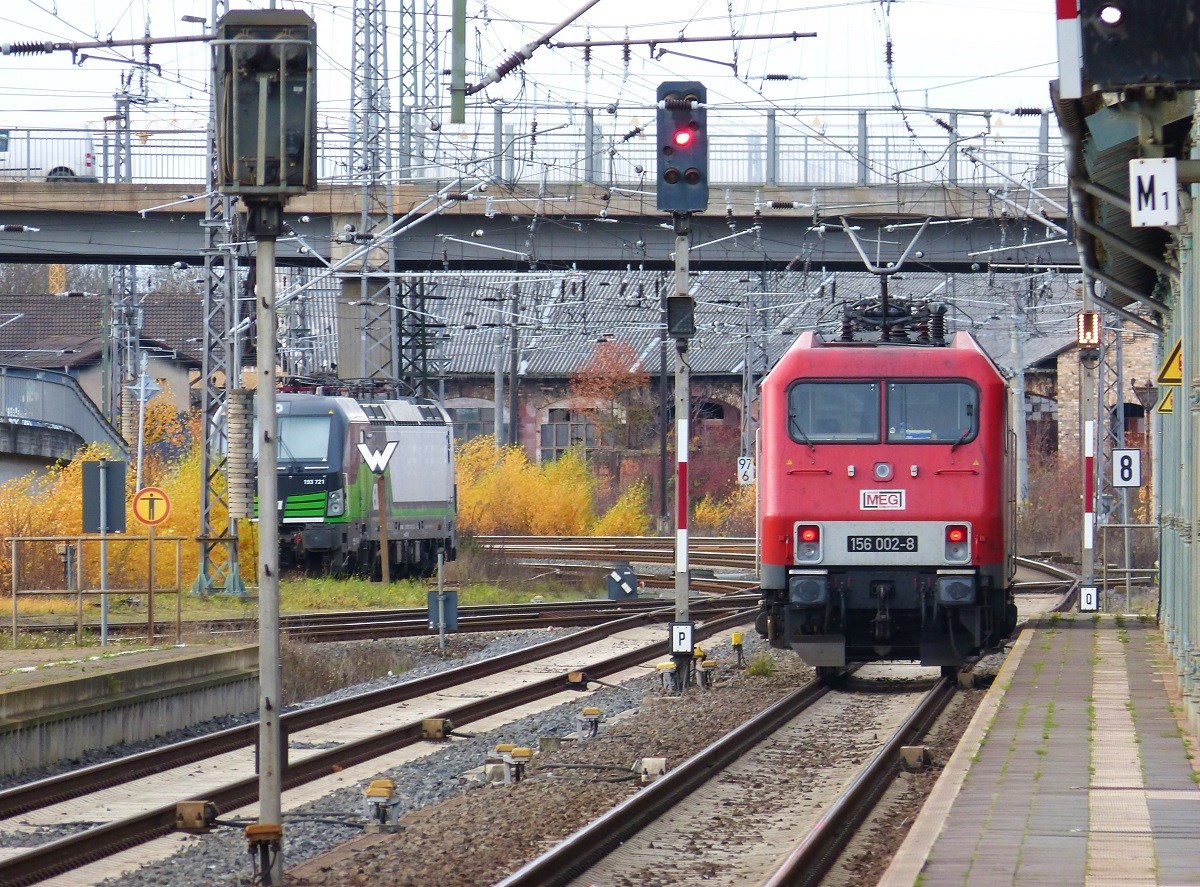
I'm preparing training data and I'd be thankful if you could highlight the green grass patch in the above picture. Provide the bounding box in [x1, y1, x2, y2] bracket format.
[746, 652, 777, 677]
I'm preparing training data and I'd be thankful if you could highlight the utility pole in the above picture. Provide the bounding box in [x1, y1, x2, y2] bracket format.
[349, 0, 398, 384]
[214, 12, 317, 883]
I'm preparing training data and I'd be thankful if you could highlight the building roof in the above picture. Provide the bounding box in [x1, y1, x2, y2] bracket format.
[430, 268, 1084, 379]
[0, 268, 1087, 384]
[0, 292, 204, 368]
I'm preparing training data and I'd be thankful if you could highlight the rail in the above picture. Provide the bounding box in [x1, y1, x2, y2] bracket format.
[496, 666, 841, 887]
[765, 676, 956, 885]
[0, 607, 754, 885]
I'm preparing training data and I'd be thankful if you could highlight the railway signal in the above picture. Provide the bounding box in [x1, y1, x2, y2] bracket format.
[215, 10, 318, 883]
[656, 81, 708, 213]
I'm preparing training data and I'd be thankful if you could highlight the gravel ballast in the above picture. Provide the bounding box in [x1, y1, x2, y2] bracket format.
[89, 632, 994, 887]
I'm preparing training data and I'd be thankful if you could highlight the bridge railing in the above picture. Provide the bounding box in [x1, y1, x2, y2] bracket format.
[74, 106, 1061, 191]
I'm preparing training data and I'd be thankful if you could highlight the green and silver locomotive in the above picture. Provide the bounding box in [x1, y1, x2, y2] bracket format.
[265, 392, 457, 578]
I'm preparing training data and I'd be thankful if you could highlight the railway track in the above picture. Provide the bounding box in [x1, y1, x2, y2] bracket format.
[0, 605, 755, 886]
[2, 554, 1080, 883]
[496, 665, 955, 887]
[14, 539, 1066, 643]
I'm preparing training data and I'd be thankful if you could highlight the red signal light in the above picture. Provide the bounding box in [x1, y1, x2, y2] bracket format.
[673, 129, 693, 148]
[945, 525, 967, 544]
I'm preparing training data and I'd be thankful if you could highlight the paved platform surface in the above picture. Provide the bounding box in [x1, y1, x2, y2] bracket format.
[0, 642, 248, 691]
[882, 614, 1200, 886]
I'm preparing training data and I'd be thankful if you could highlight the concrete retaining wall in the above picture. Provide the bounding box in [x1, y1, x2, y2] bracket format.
[0, 645, 259, 776]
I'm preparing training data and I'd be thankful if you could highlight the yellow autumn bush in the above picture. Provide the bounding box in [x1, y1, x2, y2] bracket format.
[0, 394, 258, 596]
[592, 479, 652, 536]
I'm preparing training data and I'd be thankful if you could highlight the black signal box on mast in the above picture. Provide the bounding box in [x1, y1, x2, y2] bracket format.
[656, 81, 709, 213]
[214, 10, 318, 205]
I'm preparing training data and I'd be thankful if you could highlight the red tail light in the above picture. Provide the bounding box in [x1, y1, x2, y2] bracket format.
[946, 525, 967, 544]
[799, 525, 820, 544]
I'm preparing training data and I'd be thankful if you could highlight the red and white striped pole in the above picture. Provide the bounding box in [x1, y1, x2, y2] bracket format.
[1056, 0, 1083, 99]
[1083, 417, 1095, 560]
[672, 226, 691, 626]
[675, 399, 689, 622]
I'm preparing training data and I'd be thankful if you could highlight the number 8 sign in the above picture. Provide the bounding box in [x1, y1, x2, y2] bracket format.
[1111, 448, 1141, 488]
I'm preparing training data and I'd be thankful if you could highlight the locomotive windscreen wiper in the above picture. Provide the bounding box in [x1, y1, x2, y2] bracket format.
[950, 404, 975, 452]
[789, 416, 816, 451]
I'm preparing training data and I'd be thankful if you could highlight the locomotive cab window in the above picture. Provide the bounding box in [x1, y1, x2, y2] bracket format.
[787, 381, 880, 443]
[885, 382, 977, 444]
[257, 414, 333, 463]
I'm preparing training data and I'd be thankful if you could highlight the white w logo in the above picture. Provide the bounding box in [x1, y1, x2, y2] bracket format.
[356, 440, 398, 474]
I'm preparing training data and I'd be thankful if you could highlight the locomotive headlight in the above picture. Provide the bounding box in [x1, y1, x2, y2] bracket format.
[794, 524, 822, 562]
[936, 572, 976, 606]
[872, 462, 893, 481]
[944, 524, 970, 562]
[789, 572, 829, 607]
[327, 487, 345, 517]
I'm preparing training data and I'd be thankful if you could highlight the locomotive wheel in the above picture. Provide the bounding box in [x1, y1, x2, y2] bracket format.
[754, 609, 770, 638]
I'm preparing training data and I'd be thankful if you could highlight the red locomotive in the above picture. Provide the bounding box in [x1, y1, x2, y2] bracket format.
[756, 298, 1018, 674]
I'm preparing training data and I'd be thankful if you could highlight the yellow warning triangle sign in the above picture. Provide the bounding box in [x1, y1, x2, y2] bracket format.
[1157, 339, 1182, 385]
[1158, 388, 1175, 414]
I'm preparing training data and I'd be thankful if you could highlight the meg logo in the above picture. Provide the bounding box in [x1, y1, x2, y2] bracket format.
[860, 490, 905, 510]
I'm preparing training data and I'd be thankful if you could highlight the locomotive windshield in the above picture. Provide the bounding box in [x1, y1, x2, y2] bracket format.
[254, 415, 333, 463]
[885, 382, 977, 443]
[786, 380, 978, 445]
[787, 382, 880, 443]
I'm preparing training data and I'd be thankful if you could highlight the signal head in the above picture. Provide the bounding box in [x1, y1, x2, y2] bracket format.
[656, 81, 708, 214]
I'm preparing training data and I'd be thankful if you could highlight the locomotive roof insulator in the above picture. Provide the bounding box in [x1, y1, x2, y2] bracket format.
[839, 297, 949, 346]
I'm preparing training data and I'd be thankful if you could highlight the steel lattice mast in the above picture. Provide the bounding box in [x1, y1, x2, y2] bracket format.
[344, 0, 443, 396]
[347, 0, 399, 385]
[195, 0, 245, 595]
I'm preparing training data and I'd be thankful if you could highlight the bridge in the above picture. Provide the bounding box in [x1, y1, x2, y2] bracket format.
[0, 107, 1075, 272]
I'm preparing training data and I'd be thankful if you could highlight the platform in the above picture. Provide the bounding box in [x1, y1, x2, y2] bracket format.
[881, 614, 1200, 886]
[0, 643, 258, 776]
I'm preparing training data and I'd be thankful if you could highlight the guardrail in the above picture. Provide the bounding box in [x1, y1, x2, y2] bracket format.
[9, 534, 186, 647]
[1098, 522, 1159, 612]
[21, 107, 1062, 191]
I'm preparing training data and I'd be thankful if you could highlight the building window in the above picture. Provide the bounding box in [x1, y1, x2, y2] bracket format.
[448, 406, 495, 443]
[540, 408, 613, 462]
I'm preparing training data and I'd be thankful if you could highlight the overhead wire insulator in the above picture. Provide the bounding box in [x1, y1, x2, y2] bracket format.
[1, 42, 54, 55]
[934, 118, 954, 133]
[1012, 107, 1042, 116]
[885, 40, 893, 65]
